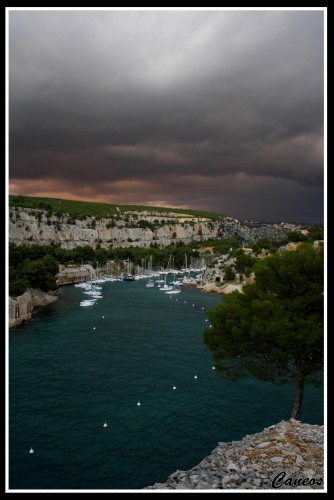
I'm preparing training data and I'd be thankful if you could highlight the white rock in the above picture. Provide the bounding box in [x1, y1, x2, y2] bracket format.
[256, 441, 271, 449]
[270, 456, 283, 463]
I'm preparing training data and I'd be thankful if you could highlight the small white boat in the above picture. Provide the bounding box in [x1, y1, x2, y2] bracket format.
[165, 288, 181, 294]
[86, 284, 102, 290]
[75, 281, 89, 288]
[80, 300, 96, 307]
[165, 280, 181, 294]
[165, 273, 181, 294]
[83, 292, 103, 298]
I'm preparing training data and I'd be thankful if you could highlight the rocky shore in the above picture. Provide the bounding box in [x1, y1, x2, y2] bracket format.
[145, 419, 324, 490]
[9, 288, 58, 328]
[198, 282, 243, 294]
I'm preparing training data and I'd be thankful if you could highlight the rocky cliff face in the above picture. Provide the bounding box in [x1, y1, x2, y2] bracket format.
[9, 288, 58, 328]
[9, 208, 221, 248]
[9, 207, 306, 249]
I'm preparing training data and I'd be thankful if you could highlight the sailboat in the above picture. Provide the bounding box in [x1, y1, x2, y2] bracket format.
[123, 258, 135, 280]
[165, 284, 181, 294]
[165, 274, 181, 294]
[146, 278, 154, 288]
[159, 273, 173, 291]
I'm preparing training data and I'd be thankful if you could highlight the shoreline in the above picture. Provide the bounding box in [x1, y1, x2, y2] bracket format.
[8, 288, 58, 328]
[8, 277, 233, 329]
[197, 282, 243, 294]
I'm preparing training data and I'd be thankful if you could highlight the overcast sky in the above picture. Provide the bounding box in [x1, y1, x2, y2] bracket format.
[8, 8, 325, 223]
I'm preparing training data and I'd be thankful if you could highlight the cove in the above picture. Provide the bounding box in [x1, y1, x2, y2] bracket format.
[9, 280, 323, 490]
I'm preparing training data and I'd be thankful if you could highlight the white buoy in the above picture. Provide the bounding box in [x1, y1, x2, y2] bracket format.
[173, 385, 176, 390]
[212, 366, 215, 370]
[137, 401, 141, 406]
[102, 316, 104, 319]
[93, 326, 96, 330]
[29, 447, 34, 454]
[192, 304, 195, 307]
[202, 307, 204, 310]
[205, 319, 208, 322]
[103, 422, 108, 428]
[194, 375, 198, 379]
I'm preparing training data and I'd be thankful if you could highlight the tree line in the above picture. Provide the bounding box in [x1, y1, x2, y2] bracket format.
[9, 230, 323, 298]
[8, 242, 206, 296]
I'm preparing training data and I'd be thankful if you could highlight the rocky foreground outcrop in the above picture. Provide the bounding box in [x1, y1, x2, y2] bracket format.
[145, 419, 324, 490]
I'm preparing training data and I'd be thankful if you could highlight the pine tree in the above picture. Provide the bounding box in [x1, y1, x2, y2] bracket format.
[204, 243, 324, 420]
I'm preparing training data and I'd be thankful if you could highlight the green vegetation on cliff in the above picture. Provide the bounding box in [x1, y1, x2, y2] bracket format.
[9, 243, 59, 296]
[9, 195, 223, 221]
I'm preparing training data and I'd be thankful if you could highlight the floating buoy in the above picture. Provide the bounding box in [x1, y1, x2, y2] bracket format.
[192, 304, 195, 307]
[194, 375, 198, 379]
[137, 401, 141, 406]
[202, 307, 204, 310]
[29, 447, 34, 454]
[103, 422, 108, 428]
[212, 366, 215, 370]
[93, 326, 96, 330]
[173, 385, 176, 390]
[102, 316, 104, 319]
[205, 319, 208, 322]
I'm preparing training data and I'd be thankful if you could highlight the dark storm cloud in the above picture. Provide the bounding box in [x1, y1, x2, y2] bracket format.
[8, 9, 324, 223]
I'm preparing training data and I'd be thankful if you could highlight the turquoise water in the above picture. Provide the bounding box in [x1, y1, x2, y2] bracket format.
[9, 280, 323, 490]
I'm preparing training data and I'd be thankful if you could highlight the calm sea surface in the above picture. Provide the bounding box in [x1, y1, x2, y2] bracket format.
[9, 279, 323, 490]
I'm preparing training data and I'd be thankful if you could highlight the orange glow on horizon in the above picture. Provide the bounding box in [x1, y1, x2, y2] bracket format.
[8, 179, 191, 211]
